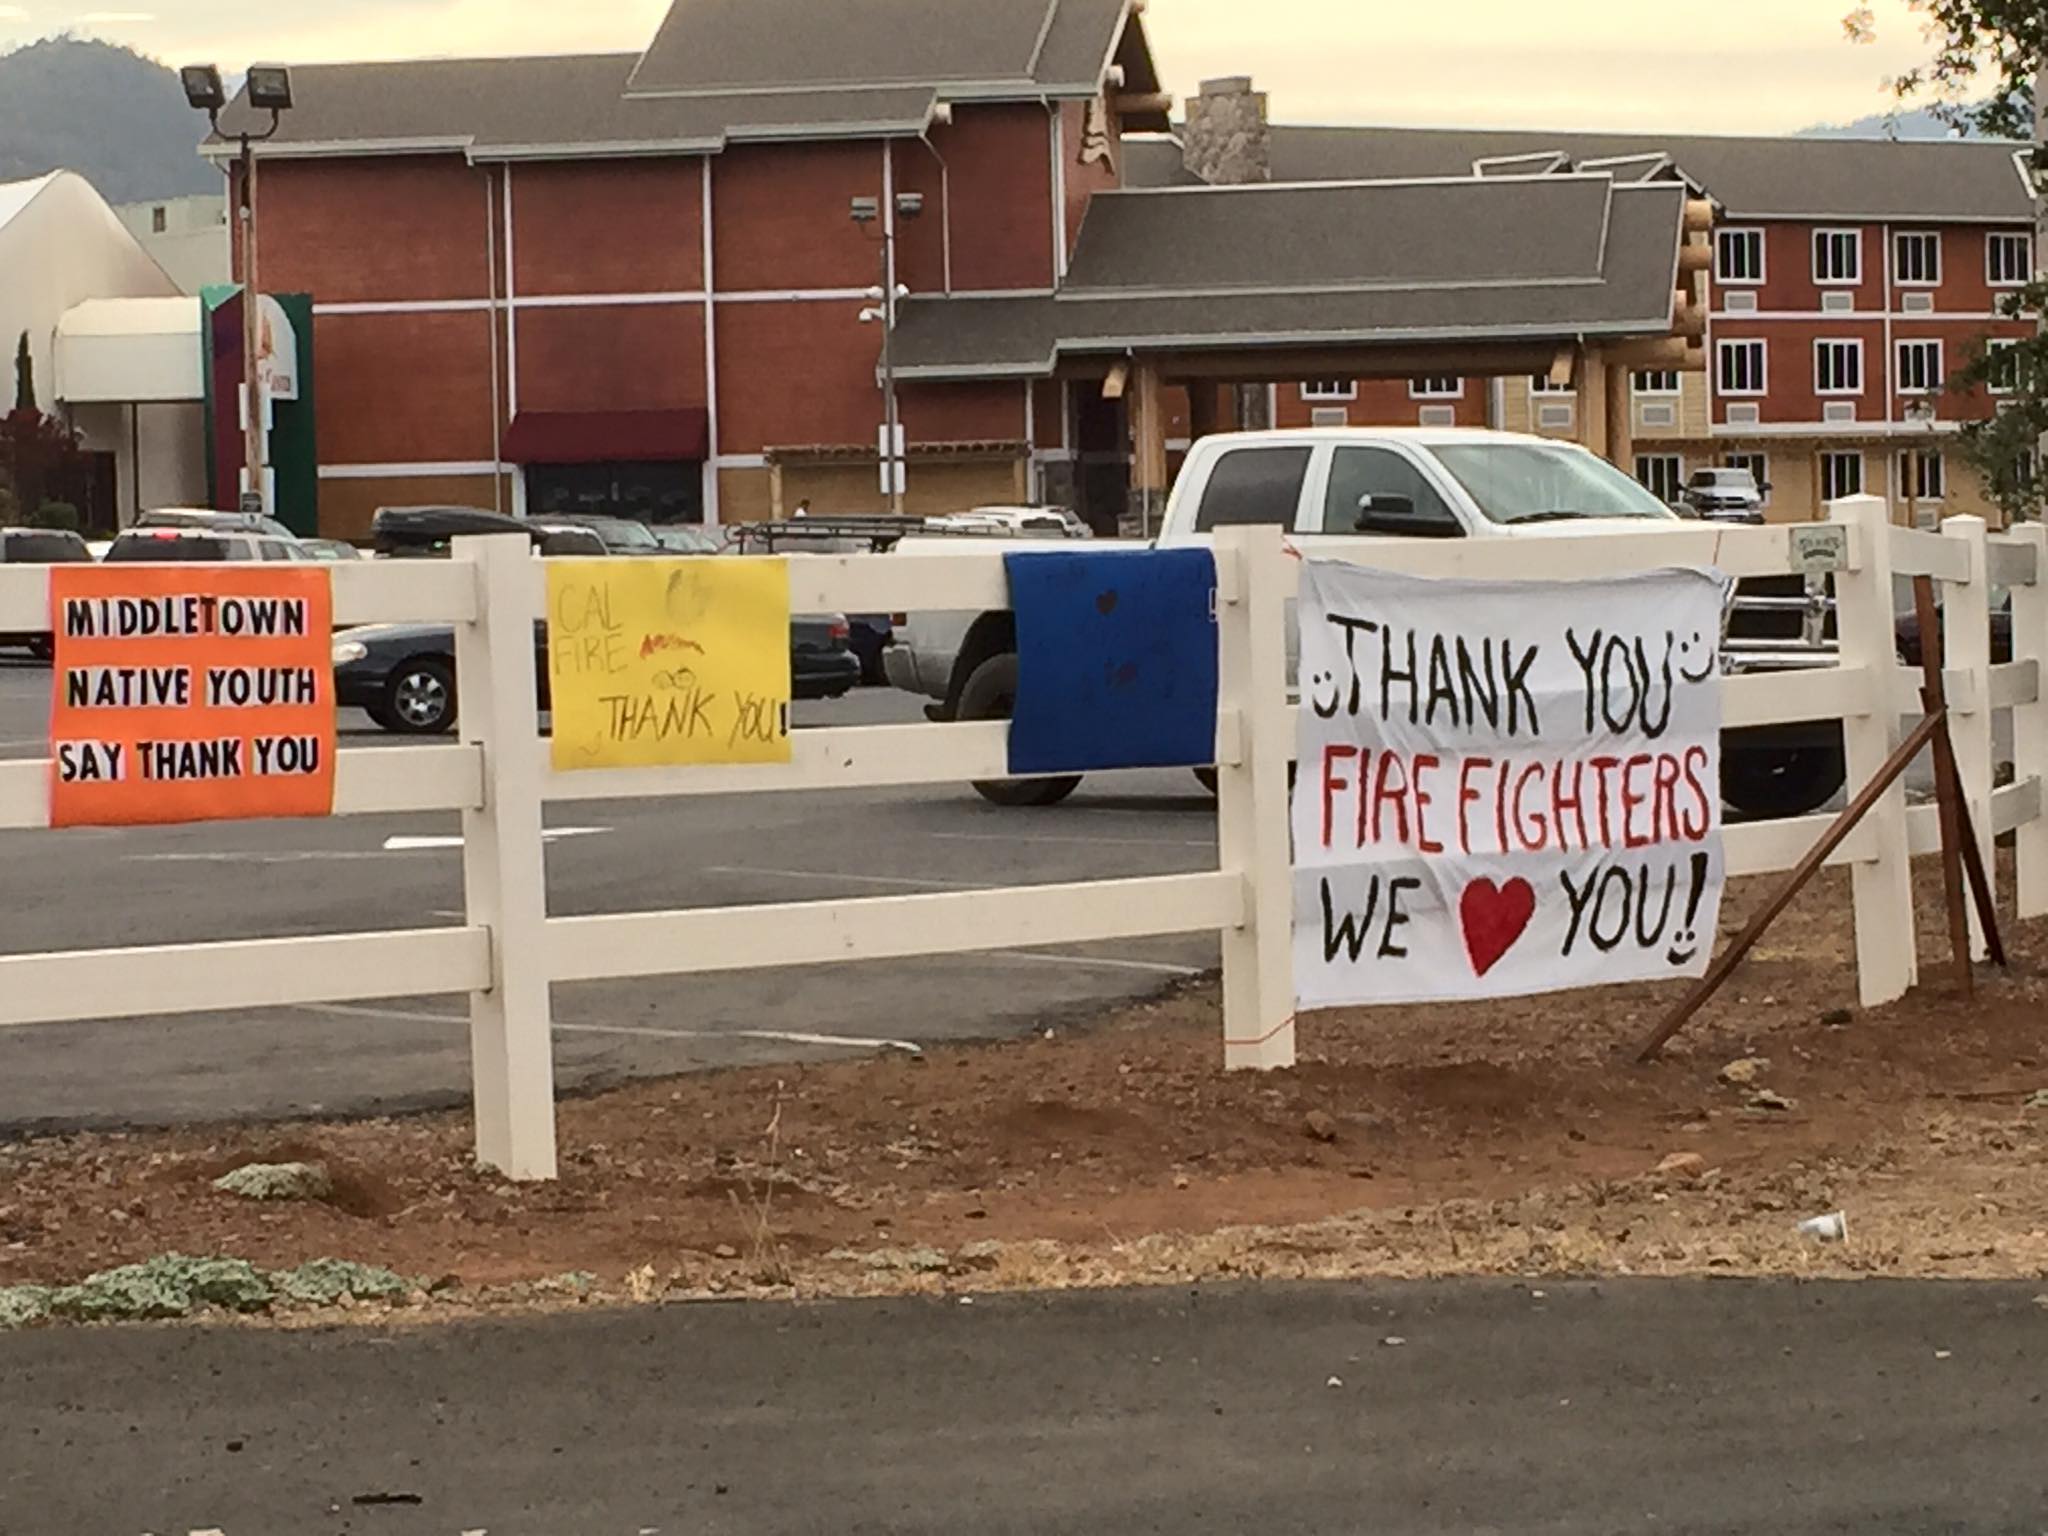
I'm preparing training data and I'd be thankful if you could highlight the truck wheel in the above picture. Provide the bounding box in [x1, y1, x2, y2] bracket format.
[1722, 744, 1845, 821]
[958, 653, 1081, 807]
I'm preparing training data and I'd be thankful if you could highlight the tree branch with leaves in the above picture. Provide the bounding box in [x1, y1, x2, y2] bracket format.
[1848, 1, 2044, 521]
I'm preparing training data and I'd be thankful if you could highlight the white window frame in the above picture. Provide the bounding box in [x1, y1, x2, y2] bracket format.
[1634, 453, 1685, 504]
[1529, 373, 1574, 394]
[1717, 338, 1768, 397]
[1819, 450, 1864, 503]
[1892, 230, 1941, 288]
[1987, 231, 2033, 288]
[1895, 338, 1943, 397]
[1813, 339, 1864, 397]
[1716, 227, 1765, 286]
[1812, 227, 1863, 286]
[1987, 338, 2022, 396]
[1898, 448, 1946, 501]
[1720, 451, 1770, 507]
[1632, 370, 1681, 396]
[1408, 376, 1464, 400]
[1300, 379, 1357, 402]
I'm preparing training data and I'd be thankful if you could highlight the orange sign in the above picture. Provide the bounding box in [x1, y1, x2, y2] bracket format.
[47, 564, 336, 828]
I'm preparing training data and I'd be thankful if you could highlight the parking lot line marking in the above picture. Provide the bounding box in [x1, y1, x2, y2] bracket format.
[704, 865, 986, 890]
[558, 1022, 923, 1054]
[130, 850, 391, 864]
[298, 1003, 924, 1056]
[930, 830, 1214, 849]
[382, 827, 608, 852]
[996, 951, 1205, 977]
[300, 1001, 467, 1027]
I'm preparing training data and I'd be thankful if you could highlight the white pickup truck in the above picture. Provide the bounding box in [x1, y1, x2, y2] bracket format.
[884, 427, 1843, 817]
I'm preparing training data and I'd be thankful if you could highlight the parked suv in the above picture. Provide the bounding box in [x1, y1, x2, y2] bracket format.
[0, 527, 94, 660]
[1681, 467, 1768, 524]
[104, 528, 306, 563]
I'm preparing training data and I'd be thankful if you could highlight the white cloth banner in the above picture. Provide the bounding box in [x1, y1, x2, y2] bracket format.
[1292, 561, 1727, 1007]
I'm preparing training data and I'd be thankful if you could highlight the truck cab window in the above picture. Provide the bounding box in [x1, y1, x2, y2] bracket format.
[1322, 447, 1463, 535]
[1193, 447, 1312, 530]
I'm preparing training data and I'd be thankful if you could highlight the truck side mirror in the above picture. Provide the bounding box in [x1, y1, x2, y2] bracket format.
[1355, 492, 1458, 538]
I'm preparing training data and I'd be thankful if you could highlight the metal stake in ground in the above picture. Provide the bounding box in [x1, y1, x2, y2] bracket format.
[1634, 708, 1948, 1064]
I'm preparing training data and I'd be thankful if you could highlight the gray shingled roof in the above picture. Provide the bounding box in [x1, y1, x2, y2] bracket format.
[894, 176, 1684, 377]
[213, 0, 1160, 159]
[628, 0, 1131, 98]
[213, 54, 943, 156]
[1126, 125, 2033, 222]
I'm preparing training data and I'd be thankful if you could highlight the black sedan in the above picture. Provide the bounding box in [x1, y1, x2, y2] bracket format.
[335, 615, 861, 734]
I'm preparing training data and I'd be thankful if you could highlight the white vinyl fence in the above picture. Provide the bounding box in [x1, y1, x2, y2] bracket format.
[0, 497, 2040, 1180]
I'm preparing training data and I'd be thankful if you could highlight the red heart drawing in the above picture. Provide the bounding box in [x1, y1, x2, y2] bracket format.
[1460, 878, 1536, 977]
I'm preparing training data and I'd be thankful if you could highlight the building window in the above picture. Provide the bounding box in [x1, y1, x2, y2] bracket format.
[1721, 452, 1770, 506]
[1896, 339, 1943, 395]
[1814, 340, 1863, 395]
[1300, 379, 1357, 402]
[1716, 227, 1764, 284]
[1893, 231, 1941, 286]
[1409, 377, 1463, 399]
[1633, 370, 1681, 395]
[1813, 228, 1862, 285]
[1988, 231, 2033, 287]
[150, 204, 167, 234]
[1987, 338, 2024, 395]
[1529, 373, 1574, 394]
[1634, 454, 1685, 503]
[1820, 451, 1864, 502]
[1717, 339, 1767, 396]
[1898, 448, 1946, 501]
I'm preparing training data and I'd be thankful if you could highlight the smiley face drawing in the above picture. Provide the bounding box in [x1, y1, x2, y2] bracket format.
[1308, 667, 1343, 719]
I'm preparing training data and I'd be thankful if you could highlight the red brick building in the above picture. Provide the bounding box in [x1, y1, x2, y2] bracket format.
[213, 1, 1175, 536]
[211, 0, 1702, 538]
[1121, 126, 2037, 523]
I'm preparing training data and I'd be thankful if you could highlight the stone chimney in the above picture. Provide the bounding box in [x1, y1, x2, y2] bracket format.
[1182, 76, 1269, 185]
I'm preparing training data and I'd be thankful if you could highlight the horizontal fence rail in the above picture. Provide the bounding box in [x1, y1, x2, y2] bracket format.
[0, 497, 2040, 1180]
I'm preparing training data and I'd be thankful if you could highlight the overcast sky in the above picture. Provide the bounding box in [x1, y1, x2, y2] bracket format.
[0, 0, 1957, 135]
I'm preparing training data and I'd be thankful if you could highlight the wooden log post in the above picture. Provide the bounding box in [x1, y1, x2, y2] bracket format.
[1130, 358, 1169, 536]
[1577, 348, 1610, 460]
[1605, 362, 1633, 477]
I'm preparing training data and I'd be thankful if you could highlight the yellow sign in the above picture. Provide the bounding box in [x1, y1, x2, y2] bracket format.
[546, 557, 793, 771]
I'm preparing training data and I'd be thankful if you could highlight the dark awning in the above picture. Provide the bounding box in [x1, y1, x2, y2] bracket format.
[504, 409, 708, 464]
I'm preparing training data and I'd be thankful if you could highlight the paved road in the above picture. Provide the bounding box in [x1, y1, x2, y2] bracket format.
[3, 1278, 2043, 1534]
[0, 656, 1220, 1131]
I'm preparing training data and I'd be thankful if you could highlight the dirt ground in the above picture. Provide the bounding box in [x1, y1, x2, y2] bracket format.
[2, 855, 2045, 1308]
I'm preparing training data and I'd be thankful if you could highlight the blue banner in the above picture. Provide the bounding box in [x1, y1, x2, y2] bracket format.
[1003, 547, 1219, 775]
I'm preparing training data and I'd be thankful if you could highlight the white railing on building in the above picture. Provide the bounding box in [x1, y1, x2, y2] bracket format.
[0, 498, 2039, 1181]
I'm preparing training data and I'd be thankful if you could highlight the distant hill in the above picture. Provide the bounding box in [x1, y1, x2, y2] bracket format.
[0, 37, 217, 204]
[1797, 105, 2000, 140]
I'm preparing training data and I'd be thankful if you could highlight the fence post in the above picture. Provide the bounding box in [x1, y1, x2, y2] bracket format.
[2010, 522, 2048, 919]
[1829, 495, 1917, 1006]
[1940, 513, 1995, 957]
[452, 534, 557, 1180]
[1213, 524, 1295, 1070]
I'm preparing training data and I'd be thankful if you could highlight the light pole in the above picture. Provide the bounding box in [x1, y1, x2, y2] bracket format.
[183, 62, 292, 517]
[853, 190, 922, 515]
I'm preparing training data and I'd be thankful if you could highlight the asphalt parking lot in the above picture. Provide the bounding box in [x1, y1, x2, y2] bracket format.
[0, 654, 1222, 1132]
